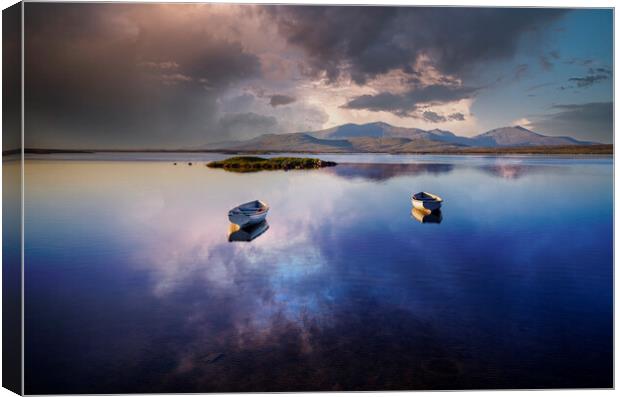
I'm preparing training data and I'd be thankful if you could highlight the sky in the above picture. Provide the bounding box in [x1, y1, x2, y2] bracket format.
[23, 4, 613, 149]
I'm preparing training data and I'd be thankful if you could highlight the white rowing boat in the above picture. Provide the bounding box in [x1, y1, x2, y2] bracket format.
[411, 192, 443, 211]
[228, 200, 269, 227]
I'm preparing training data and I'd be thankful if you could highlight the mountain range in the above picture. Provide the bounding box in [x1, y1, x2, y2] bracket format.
[206, 122, 596, 153]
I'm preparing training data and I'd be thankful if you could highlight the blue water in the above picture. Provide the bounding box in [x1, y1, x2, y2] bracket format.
[23, 155, 613, 393]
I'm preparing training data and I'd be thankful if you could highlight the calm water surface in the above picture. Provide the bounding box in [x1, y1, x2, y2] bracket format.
[23, 154, 613, 393]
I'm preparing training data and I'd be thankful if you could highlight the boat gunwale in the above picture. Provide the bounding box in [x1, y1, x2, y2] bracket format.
[412, 192, 443, 203]
[229, 200, 270, 214]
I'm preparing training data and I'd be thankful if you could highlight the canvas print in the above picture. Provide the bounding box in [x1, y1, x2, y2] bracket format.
[2, 2, 614, 394]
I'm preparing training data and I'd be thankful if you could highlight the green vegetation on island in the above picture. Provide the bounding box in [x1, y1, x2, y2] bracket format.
[206, 156, 337, 172]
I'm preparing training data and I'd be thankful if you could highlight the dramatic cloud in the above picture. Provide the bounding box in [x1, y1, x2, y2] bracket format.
[21, 4, 610, 148]
[528, 102, 612, 143]
[343, 84, 477, 117]
[267, 6, 567, 84]
[269, 94, 296, 107]
[420, 111, 466, 123]
[568, 67, 612, 88]
[448, 112, 466, 121]
[25, 3, 261, 148]
[216, 91, 329, 140]
[422, 111, 446, 123]
[217, 112, 278, 139]
[3, 3, 21, 150]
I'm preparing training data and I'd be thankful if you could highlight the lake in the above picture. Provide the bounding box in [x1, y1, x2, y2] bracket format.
[20, 154, 613, 393]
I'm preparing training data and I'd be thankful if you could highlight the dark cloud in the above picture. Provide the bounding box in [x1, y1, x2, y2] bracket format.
[421, 111, 465, 123]
[217, 112, 278, 140]
[422, 111, 446, 123]
[269, 94, 296, 107]
[528, 102, 612, 143]
[222, 94, 256, 110]
[594, 67, 612, 74]
[422, 110, 465, 123]
[21, 4, 608, 148]
[267, 6, 567, 84]
[568, 67, 611, 88]
[343, 84, 477, 117]
[448, 112, 465, 121]
[3, 3, 21, 151]
[568, 74, 609, 87]
[25, 3, 261, 149]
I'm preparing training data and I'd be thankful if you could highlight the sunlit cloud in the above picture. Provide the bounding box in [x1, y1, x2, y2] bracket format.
[23, 4, 612, 147]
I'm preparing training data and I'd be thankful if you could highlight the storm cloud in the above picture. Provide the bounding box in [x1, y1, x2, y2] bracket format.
[568, 68, 612, 88]
[422, 111, 446, 123]
[343, 84, 477, 117]
[528, 102, 612, 143]
[448, 112, 466, 121]
[25, 3, 261, 149]
[269, 94, 296, 107]
[217, 112, 278, 140]
[420, 111, 466, 123]
[267, 6, 567, 84]
[20, 4, 610, 148]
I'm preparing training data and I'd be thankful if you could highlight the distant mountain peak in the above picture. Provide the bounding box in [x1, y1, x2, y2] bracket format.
[473, 125, 590, 146]
[204, 121, 595, 152]
[369, 121, 391, 127]
[428, 128, 456, 137]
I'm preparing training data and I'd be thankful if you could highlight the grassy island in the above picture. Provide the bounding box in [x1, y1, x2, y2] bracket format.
[207, 156, 337, 172]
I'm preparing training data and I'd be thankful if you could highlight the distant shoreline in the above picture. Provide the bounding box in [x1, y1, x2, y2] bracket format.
[11, 144, 613, 156]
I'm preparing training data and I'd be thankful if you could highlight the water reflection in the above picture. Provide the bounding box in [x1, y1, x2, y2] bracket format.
[324, 162, 565, 182]
[478, 163, 559, 180]
[412, 208, 443, 224]
[324, 163, 454, 181]
[155, 298, 472, 392]
[228, 221, 270, 242]
[23, 158, 613, 393]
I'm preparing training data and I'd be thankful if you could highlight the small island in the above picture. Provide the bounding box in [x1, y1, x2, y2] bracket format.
[207, 156, 337, 172]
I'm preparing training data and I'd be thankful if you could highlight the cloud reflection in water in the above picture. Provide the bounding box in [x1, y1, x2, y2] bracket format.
[23, 158, 613, 393]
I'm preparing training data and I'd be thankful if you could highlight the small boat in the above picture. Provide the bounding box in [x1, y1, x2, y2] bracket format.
[228, 221, 269, 242]
[411, 192, 443, 211]
[228, 200, 269, 227]
[411, 208, 442, 224]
